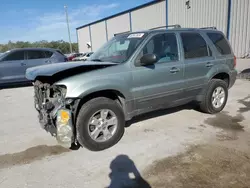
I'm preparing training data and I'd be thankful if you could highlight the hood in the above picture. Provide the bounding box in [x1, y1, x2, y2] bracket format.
[25, 60, 118, 81]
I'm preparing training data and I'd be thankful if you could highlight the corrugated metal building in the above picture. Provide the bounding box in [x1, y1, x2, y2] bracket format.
[76, 0, 250, 58]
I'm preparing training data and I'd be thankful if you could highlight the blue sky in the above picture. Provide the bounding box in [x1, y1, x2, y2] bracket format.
[0, 0, 152, 44]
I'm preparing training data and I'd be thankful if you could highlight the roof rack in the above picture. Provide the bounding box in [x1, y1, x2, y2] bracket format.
[114, 31, 131, 36]
[200, 27, 217, 30]
[149, 24, 181, 30]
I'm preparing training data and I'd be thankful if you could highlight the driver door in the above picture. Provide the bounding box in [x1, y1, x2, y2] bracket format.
[131, 33, 185, 112]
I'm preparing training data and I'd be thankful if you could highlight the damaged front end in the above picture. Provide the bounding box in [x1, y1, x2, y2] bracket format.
[33, 80, 78, 148]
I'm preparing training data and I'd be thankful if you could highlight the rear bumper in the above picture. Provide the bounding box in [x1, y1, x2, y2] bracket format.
[229, 69, 237, 88]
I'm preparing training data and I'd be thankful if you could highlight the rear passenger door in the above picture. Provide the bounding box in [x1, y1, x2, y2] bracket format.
[180, 32, 215, 97]
[132, 32, 185, 111]
[25, 50, 52, 68]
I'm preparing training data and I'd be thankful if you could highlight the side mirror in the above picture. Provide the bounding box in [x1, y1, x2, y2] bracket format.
[140, 54, 158, 66]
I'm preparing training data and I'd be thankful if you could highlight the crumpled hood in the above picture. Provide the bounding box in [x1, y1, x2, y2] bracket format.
[25, 61, 117, 81]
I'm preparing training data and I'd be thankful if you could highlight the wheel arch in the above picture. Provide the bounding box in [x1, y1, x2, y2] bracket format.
[74, 89, 127, 123]
[211, 72, 230, 87]
[197, 72, 230, 102]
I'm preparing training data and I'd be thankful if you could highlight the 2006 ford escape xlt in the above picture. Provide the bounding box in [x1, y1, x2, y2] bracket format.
[26, 25, 237, 151]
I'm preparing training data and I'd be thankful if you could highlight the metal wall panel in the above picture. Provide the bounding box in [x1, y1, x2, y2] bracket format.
[77, 27, 90, 53]
[90, 21, 107, 51]
[107, 13, 130, 39]
[230, 0, 250, 57]
[131, 1, 166, 31]
[168, 0, 228, 34]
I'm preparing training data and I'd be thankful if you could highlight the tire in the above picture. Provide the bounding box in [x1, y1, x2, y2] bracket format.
[199, 79, 228, 114]
[76, 97, 125, 151]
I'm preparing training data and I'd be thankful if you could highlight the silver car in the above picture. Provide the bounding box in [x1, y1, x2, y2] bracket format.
[0, 48, 67, 86]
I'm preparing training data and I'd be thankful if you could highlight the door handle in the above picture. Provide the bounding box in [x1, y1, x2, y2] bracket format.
[206, 62, 213, 68]
[170, 67, 180, 73]
[21, 62, 26, 66]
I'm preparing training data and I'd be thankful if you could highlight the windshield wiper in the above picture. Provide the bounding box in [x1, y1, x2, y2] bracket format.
[91, 59, 103, 62]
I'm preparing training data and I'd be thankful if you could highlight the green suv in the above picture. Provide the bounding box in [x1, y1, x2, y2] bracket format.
[26, 25, 237, 151]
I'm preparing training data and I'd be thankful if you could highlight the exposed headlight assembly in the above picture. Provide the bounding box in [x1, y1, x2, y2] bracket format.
[53, 85, 67, 98]
[56, 108, 73, 148]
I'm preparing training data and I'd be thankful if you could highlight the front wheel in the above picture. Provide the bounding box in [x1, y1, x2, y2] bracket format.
[199, 79, 228, 114]
[76, 97, 125, 151]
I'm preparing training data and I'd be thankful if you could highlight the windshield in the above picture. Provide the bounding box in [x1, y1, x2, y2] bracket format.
[89, 32, 147, 63]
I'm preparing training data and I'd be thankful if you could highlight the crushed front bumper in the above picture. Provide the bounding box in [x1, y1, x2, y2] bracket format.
[34, 81, 75, 148]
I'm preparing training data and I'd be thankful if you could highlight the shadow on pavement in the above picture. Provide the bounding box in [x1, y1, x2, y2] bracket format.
[107, 155, 151, 188]
[237, 68, 250, 80]
[126, 102, 196, 127]
[238, 95, 250, 113]
[240, 68, 250, 74]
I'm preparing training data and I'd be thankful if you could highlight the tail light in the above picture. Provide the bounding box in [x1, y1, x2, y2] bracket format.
[233, 55, 236, 68]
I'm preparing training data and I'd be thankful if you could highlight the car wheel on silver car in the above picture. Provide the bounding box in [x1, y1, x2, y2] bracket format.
[199, 79, 228, 114]
[76, 97, 125, 151]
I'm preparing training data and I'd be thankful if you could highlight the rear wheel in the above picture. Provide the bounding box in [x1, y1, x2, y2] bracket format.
[199, 79, 228, 114]
[76, 97, 125, 151]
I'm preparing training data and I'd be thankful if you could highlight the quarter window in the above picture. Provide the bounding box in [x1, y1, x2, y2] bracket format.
[3, 51, 25, 61]
[207, 32, 232, 55]
[140, 33, 179, 63]
[181, 33, 209, 59]
[44, 51, 53, 58]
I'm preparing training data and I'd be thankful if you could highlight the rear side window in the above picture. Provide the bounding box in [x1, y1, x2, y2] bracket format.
[44, 51, 53, 58]
[27, 50, 46, 59]
[181, 33, 209, 59]
[207, 32, 232, 55]
[4, 51, 25, 61]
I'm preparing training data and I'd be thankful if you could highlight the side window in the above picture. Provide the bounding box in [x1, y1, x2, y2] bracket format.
[27, 50, 46, 60]
[207, 32, 232, 55]
[44, 51, 53, 58]
[3, 51, 25, 61]
[181, 33, 210, 59]
[140, 33, 179, 63]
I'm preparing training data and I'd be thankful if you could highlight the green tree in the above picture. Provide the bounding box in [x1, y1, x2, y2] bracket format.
[0, 40, 78, 54]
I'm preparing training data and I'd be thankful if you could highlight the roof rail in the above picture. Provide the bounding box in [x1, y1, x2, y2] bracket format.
[200, 27, 217, 30]
[114, 31, 131, 36]
[149, 24, 181, 30]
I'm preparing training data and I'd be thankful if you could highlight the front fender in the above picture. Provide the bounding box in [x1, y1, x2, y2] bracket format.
[58, 76, 132, 100]
[64, 77, 132, 100]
